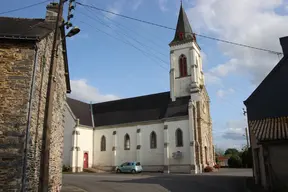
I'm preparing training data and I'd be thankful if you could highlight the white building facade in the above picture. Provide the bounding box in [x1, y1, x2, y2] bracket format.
[63, 4, 215, 174]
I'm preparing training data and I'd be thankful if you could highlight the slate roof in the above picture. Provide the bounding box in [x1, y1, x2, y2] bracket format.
[67, 92, 190, 127]
[169, 4, 200, 49]
[243, 37, 288, 120]
[249, 117, 288, 141]
[0, 16, 71, 93]
[0, 17, 54, 40]
[169, 4, 194, 46]
[66, 97, 93, 127]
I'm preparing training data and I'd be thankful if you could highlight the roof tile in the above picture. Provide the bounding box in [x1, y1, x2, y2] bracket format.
[0, 17, 54, 40]
[249, 117, 288, 141]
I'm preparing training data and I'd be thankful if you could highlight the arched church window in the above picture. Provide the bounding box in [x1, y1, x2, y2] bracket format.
[176, 128, 183, 147]
[124, 134, 130, 150]
[179, 54, 188, 77]
[150, 131, 157, 149]
[100, 135, 106, 151]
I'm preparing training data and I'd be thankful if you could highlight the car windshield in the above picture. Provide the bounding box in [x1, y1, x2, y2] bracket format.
[136, 162, 141, 166]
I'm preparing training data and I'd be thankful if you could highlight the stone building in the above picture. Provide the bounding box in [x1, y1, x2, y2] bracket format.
[0, 3, 70, 192]
[63, 4, 215, 174]
[244, 36, 288, 191]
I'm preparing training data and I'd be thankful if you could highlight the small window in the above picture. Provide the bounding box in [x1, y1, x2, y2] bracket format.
[176, 128, 183, 147]
[150, 131, 157, 149]
[179, 54, 188, 77]
[124, 134, 130, 150]
[100, 135, 106, 151]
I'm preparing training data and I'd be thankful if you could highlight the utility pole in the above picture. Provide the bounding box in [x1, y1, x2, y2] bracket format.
[245, 127, 249, 148]
[39, 0, 65, 191]
[242, 108, 250, 148]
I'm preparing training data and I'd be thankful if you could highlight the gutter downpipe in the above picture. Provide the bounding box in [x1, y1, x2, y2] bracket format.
[21, 45, 39, 192]
[90, 102, 95, 168]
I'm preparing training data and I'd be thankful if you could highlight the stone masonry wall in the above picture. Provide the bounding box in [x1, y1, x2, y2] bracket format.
[48, 33, 67, 192]
[24, 33, 53, 191]
[0, 32, 67, 192]
[0, 42, 36, 191]
[196, 87, 214, 169]
[24, 32, 67, 192]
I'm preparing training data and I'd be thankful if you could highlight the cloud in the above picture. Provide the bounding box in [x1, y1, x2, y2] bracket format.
[222, 120, 246, 141]
[213, 119, 247, 149]
[187, 0, 287, 85]
[105, 0, 126, 19]
[132, 0, 143, 11]
[69, 79, 120, 103]
[204, 72, 222, 86]
[201, 51, 207, 66]
[158, 0, 168, 12]
[216, 88, 234, 98]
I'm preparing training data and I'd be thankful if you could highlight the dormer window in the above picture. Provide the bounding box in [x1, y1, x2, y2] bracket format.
[179, 54, 188, 77]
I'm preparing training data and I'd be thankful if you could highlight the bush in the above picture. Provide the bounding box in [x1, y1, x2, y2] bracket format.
[215, 157, 219, 164]
[204, 166, 213, 172]
[214, 164, 220, 169]
[228, 155, 242, 168]
[62, 165, 72, 172]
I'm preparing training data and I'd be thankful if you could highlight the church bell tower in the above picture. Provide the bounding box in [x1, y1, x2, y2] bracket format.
[169, 3, 205, 101]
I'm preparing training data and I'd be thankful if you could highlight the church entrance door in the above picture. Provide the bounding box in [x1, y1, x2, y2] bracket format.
[83, 152, 88, 169]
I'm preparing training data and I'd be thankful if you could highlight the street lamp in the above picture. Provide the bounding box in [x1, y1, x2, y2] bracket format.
[66, 26, 80, 37]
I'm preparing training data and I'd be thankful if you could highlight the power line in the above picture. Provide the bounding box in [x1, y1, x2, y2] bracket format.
[77, 9, 169, 69]
[76, 2, 283, 56]
[78, 20, 168, 71]
[81, 7, 170, 65]
[91, 6, 168, 58]
[0, 0, 51, 15]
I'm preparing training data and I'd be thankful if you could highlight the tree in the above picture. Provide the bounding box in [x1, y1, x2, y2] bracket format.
[224, 148, 239, 156]
[228, 155, 242, 168]
[241, 147, 253, 168]
[215, 156, 219, 164]
[215, 147, 225, 156]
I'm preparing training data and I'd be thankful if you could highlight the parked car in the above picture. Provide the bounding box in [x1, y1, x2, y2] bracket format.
[115, 162, 143, 173]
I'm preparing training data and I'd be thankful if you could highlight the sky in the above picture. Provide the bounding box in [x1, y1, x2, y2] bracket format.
[2, 0, 288, 150]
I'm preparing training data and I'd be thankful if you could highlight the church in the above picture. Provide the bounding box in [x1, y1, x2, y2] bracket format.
[63, 4, 215, 174]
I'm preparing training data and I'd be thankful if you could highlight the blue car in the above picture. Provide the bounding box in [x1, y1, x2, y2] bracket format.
[116, 162, 143, 173]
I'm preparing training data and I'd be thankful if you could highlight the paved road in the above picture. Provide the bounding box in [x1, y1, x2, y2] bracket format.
[62, 169, 252, 192]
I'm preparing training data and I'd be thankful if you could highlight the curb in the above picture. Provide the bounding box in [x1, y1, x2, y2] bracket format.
[61, 185, 87, 192]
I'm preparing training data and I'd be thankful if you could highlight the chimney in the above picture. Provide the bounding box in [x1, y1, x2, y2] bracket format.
[280, 36, 288, 56]
[45, 2, 59, 22]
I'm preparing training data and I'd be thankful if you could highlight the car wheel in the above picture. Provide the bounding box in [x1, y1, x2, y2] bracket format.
[131, 169, 136, 174]
[116, 169, 121, 173]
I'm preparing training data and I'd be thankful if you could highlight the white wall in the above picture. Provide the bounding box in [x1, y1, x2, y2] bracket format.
[116, 127, 137, 164]
[138, 123, 164, 166]
[93, 119, 191, 173]
[93, 128, 114, 167]
[166, 120, 190, 166]
[77, 126, 94, 170]
[63, 104, 75, 166]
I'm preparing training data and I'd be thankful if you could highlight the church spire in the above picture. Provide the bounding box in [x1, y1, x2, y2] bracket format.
[170, 3, 195, 46]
